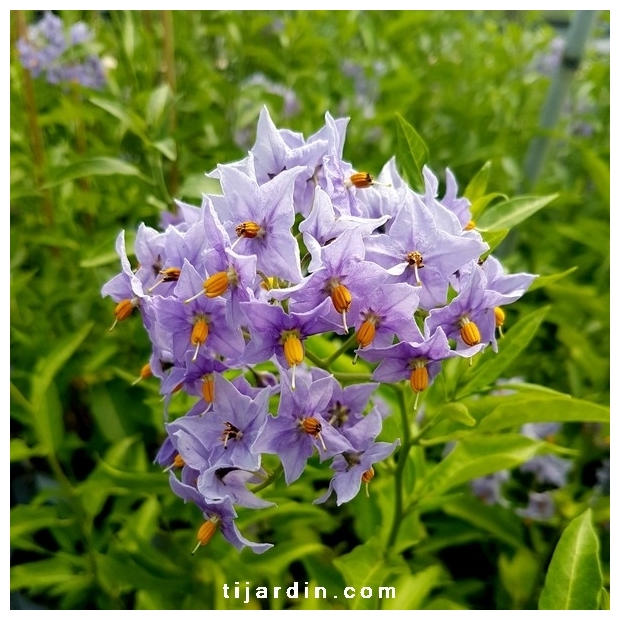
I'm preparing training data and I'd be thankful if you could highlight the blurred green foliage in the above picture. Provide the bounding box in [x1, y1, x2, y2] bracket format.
[10, 10, 609, 610]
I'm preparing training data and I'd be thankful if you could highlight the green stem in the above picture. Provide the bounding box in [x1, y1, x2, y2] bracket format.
[251, 463, 284, 493]
[386, 384, 412, 550]
[332, 371, 374, 383]
[305, 332, 358, 369]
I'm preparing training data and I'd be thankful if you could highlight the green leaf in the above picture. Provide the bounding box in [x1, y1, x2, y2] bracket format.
[528, 266, 578, 291]
[443, 498, 525, 549]
[477, 194, 558, 231]
[464, 160, 491, 203]
[432, 402, 476, 427]
[10, 556, 88, 593]
[538, 509, 603, 610]
[10, 437, 45, 462]
[90, 96, 148, 139]
[394, 113, 429, 191]
[44, 157, 153, 187]
[334, 537, 407, 610]
[479, 228, 508, 256]
[476, 396, 610, 433]
[11, 504, 73, 540]
[419, 434, 544, 497]
[600, 588, 610, 610]
[153, 137, 177, 161]
[499, 547, 540, 608]
[382, 566, 444, 610]
[580, 147, 610, 204]
[29, 322, 94, 453]
[471, 192, 508, 221]
[456, 306, 550, 399]
[146, 83, 172, 127]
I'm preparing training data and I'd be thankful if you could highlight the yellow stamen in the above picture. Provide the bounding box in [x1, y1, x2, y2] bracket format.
[348, 172, 374, 189]
[494, 306, 505, 328]
[190, 317, 209, 361]
[409, 364, 429, 394]
[301, 417, 327, 451]
[204, 271, 230, 298]
[132, 362, 153, 385]
[330, 283, 352, 314]
[164, 452, 186, 472]
[282, 333, 304, 367]
[356, 317, 377, 349]
[459, 318, 481, 346]
[362, 466, 375, 498]
[191, 517, 220, 555]
[235, 221, 264, 239]
[202, 373, 215, 404]
[329, 283, 352, 331]
[110, 298, 138, 330]
[260, 276, 277, 291]
[464, 219, 476, 231]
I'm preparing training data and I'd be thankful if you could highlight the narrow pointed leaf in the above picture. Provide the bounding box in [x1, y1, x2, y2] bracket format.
[477, 194, 558, 231]
[394, 113, 429, 192]
[476, 396, 610, 433]
[464, 161, 491, 203]
[420, 434, 544, 497]
[44, 157, 153, 187]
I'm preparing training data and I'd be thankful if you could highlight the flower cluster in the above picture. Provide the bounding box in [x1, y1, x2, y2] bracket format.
[17, 11, 107, 90]
[102, 107, 536, 553]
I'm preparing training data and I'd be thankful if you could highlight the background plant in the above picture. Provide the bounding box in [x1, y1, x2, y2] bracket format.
[10, 10, 609, 610]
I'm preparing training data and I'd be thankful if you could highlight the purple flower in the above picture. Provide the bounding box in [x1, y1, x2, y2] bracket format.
[426, 262, 503, 353]
[214, 164, 305, 283]
[197, 465, 275, 509]
[166, 373, 270, 472]
[516, 491, 555, 522]
[239, 297, 333, 386]
[101, 230, 148, 330]
[169, 473, 272, 554]
[248, 106, 329, 215]
[481, 254, 537, 304]
[470, 470, 510, 506]
[253, 368, 353, 484]
[315, 407, 399, 506]
[270, 228, 388, 333]
[321, 375, 381, 431]
[299, 187, 389, 272]
[17, 12, 107, 90]
[364, 190, 488, 310]
[352, 282, 421, 355]
[520, 454, 572, 488]
[358, 327, 456, 409]
[153, 260, 245, 364]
